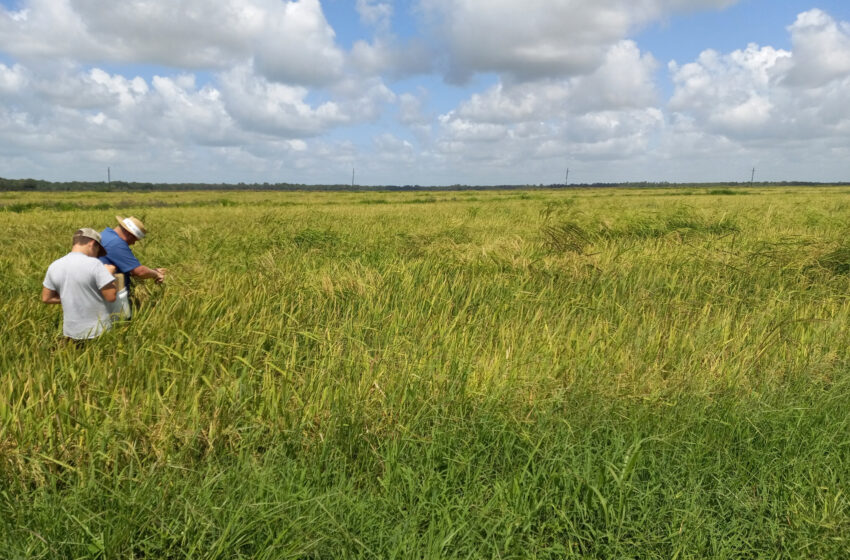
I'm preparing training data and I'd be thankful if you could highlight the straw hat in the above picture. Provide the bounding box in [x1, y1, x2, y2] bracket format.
[116, 215, 147, 240]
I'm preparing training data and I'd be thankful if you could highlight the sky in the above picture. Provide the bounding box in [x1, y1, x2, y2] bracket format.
[0, 0, 848, 186]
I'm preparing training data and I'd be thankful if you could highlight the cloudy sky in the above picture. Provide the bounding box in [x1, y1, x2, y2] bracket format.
[0, 0, 848, 185]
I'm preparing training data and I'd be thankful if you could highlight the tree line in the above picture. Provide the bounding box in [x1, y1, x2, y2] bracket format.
[0, 176, 845, 192]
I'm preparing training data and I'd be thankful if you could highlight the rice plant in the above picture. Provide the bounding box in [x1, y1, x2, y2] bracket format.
[2, 186, 850, 558]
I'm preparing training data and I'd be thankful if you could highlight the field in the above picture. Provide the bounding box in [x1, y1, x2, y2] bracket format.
[2, 186, 850, 558]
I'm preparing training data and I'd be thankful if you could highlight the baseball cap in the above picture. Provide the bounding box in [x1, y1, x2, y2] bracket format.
[75, 227, 107, 257]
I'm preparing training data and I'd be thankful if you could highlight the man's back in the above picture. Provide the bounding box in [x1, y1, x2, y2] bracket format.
[43, 252, 115, 339]
[99, 227, 141, 275]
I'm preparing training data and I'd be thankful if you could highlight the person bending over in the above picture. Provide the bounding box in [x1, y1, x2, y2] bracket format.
[99, 215, 167, 294]
[42, 228, 117, 340]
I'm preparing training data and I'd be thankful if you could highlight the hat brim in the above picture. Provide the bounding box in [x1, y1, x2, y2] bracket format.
[116, 215, 146, 240]
[95, 242, 107, 258]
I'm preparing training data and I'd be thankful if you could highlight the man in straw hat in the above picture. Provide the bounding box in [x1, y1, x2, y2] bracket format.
[99, 216, 167, 304]
[42, 228, 118, 340]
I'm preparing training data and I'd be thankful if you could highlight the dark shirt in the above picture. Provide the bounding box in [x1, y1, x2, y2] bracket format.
[99, 228, 141, 288]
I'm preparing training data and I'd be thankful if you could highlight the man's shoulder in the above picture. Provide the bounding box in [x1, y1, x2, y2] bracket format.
[100, 228, 122, 245]
[48, 252, 77, 267]
[46, 254, 65, 274]
[46, 252, 92, 277]
[58, 252, 101, 268]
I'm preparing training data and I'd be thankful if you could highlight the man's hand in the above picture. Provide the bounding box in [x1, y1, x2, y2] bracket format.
[104, 264, 117, 274]
[131, 265, 168, 283]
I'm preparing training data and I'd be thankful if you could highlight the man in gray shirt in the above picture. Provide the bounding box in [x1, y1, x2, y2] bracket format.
[42, 228, 118, 340]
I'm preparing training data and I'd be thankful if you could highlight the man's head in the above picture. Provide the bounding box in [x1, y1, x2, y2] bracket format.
[72, 228, 107, 257]
[115, 216, 147, 246]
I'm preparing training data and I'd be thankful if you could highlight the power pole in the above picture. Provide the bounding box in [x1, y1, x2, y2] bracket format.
[750, 167, 755, 186]
[107, 167, 111, 184]
[565, 168, 569, 186]
[352, 168, 355, 188]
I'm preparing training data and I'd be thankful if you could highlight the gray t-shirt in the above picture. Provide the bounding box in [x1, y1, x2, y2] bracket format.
[43, 252, 116, 339]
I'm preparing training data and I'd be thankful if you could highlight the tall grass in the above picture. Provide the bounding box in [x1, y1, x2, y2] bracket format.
[2, 187, 850, 557]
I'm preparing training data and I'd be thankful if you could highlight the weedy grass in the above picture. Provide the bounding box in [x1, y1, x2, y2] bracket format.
[1, 186, 850, 558]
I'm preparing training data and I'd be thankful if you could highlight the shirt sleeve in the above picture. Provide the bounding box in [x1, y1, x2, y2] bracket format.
[43, 264, 57, 291]
[94, 261, 116, 290]
[100, 243, 141, 274]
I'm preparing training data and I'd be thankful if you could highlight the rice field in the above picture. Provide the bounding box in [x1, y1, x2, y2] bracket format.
[2, 186, 850, 558]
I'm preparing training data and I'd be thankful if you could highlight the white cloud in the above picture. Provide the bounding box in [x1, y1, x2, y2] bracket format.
[669, 10, 850, 143]
[350, 0, 432, 78]
[0, 0, 94, 60]
[252, 0, 345, 86]
[0, 63, 28, 94]
[330, 76, 397, 122]
[660, 9, 850, 182]
[147, 76, 240, 146]
[357, 0, 393, 31]
[0, 0, 346, 86]
[396, 91, 433, 142]
[571, 41, 658, 111]
[449, 81, 566, 124]
[710, 94, 773, 133]
[373, 133, 415, 163]
[668, 44, 790, 137]
[215, 64, 395, 137]
[397, 92, 429, 125]
[778, 9, 850, 87]
[425, 6, 849, 183]
[570, 108, 664, 148]
[438, 116, 507, 142]
[418, 0, 738, 82]
[0, 2, 848, 185]
[216, 64, 346, 137]
[0, 65, 245, 162]
[440, 40, 657, 130]
[349, 37, 433, 78]
[38, 67, 150, 110]
[435, 67, 665, 177]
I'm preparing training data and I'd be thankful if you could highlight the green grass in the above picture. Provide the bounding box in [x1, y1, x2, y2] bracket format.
[2, 186, 850, 557]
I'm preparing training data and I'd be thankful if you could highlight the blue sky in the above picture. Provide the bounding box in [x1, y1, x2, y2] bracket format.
[0, 0, 848, 185]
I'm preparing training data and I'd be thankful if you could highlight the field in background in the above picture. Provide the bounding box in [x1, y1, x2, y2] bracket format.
[2, 186, 850, 557]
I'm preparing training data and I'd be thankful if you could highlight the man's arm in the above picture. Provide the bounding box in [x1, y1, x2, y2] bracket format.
[41, 287, 61, 304]
[131, 265, 167, 283]
[100, 281, 117, 303]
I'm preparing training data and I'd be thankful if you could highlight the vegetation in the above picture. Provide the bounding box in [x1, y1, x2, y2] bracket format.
[2, 186, 850, 558]
[2, 174, 848, 193]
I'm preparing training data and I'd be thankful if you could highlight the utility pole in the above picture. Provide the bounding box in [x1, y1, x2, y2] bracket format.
[352, 168, 355, 188]
[750, 167, 755, 187]
[565, 168, 569, 186]
[107, 167, 111, 185]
